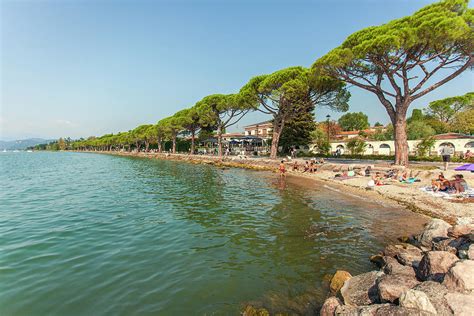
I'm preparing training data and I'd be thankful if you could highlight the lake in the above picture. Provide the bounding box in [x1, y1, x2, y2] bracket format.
[0, 152, 427, 315]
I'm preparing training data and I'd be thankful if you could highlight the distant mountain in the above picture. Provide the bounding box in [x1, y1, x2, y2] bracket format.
[0, 138, 55, 150]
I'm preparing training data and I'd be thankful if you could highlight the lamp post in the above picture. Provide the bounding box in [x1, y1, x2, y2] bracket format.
[326, 114, 331, 143]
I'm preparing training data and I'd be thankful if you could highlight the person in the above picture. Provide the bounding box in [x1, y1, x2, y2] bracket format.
[431, 173, 450, 192]
[292, 161, 299, 171]
[373, 172, 383, 186]
[303, 161, 310, 173]
[464, 150, 473, 160]
[451, 174, 468, 193]
[279, 160, 286, 177]
[440, 144, 453, 171]
[365, 166, 372, 177]
[291, 147, 297, 159]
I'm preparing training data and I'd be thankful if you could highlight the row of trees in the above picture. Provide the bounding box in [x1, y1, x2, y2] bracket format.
[70, 0, 472, 165]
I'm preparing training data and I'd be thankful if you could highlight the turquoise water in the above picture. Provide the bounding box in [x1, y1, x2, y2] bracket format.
[0, 152, 427, 315]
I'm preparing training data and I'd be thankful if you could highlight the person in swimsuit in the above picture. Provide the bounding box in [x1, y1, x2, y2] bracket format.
[279, 160, 286, 177]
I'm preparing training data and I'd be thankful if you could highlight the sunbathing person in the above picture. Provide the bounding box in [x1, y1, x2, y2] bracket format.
[431, 173, 450, 192]
[292, 161, 299, 171]
[303, 161, 310, 173]
[451, 174, 468, 193]
[373, 172, 383, 186]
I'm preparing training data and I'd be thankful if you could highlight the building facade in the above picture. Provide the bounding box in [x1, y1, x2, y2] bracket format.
[243, 121, 273, 140]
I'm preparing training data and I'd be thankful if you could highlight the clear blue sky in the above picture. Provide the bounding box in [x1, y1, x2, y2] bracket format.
[1, 0, 472, 140]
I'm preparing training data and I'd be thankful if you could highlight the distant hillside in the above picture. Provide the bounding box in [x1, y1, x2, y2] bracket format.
[0, 138, 55, 150]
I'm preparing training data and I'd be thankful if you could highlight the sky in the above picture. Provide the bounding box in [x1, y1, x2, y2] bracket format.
[1, 0, 472, 141]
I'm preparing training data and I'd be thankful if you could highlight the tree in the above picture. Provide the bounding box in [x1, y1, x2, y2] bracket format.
[451, 109, 474, 134]
[407, 109, 425, 123]
[312, 0, 473, 165]
[58, 138, 66, 150]
[240, 66, 349, 159]
[416, 136, 436, 156]
[279, 106, 316, 153]
[310, 128, 331, 154]
[407, 120, 436, 140]
[175, 107, 201, 154]
[196, 93, 256, 157]
[160, 116, 184, 154]
[426, 92, 474, 123]
[346, 138, 367, 155]
[338, 112, 369, 131]
[131, 124, 152, 152]
[374, 122, 383, 127]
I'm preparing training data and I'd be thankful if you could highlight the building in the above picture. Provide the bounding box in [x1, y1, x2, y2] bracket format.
[243, 120, 273, 140]
[333, 126, 387, 140]
[322, 133, 474, 156]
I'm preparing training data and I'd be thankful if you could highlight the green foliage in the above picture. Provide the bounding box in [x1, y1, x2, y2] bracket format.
[451, 109, 474, 134]
[407, 121, 436, 140]
[416, 136, 436, 157]
[346, 138, 367, 155]
[426, 92, 474, 123]
[279, 107, 316, 152]
[407, 109, 425, 124]
[337, 112, 369, 131]
[371, 125, 394, 141]
[374, 122, 383, 127]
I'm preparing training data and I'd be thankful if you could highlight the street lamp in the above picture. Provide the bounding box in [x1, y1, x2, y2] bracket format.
[326, 114, 331, 143]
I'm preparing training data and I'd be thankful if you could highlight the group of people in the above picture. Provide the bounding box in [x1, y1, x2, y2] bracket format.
[431, 173, 468, 194]
[279, 158, 325, 176]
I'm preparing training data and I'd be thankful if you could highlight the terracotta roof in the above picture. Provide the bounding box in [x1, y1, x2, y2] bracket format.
[433, 133, 474, 140]
[244, 120, 272, 128]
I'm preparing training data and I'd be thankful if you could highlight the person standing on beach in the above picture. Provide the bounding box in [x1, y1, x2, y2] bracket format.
[440, 144, 453, 171]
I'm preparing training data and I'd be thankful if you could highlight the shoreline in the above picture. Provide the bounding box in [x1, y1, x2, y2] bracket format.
[80, 150, 474, 224]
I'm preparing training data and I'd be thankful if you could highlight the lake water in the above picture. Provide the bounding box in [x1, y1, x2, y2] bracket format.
[0, 152, 427, 315]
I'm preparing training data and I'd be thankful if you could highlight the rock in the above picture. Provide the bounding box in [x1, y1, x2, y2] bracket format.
[334, 304, 391, 315]
[382, 256, 416, 277]
[413, 281, 452, 315]
[370, 254, 385, 268]
[419, 219, 452, 249]
[320, 297, 342, 316]
[377, 274, 420, 303]
[443, 260, 474, 292]
[396, 247, 423, 268]
[340, 271, 383, 306]
[416, 251, 459, 282]
[468, 244, 474, 260]
[445, 292, 474, 315]
[448, 224, 474, 238]
[242, 305, 270, 316]
[432, 237, 462, 254]
[373, 305, 433, 315]
[383, 243, 421, 258]
[399, 289, 437, 314]
[330, 270, 352, 294]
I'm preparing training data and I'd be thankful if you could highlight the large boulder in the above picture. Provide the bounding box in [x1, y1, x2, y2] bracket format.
[443, 260, 474, 292]
[468, 244, 474, 260]
[242, 305, 270, 316]
[330, 270, 352, 294]
[382, 256, 416, 277]
[334, 304, 392, 315]
[432, 237, 463, 254]
[340, 271, 383, 306]
[399, 289, 437, 315]
[320, 297, 342, 316]
[418, 219, 452, 249]
[416, 251, 459, 282]
[445, 292, 474, 315]
[396, 248, 424, 268]
[377, 274, 420, 303]
[383, 243, 421, 258]
[448, 224, 474, 238]
[413, 281, 452, 315]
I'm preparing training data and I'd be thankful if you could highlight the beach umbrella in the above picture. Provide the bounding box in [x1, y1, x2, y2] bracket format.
[454, 163, 474, 171]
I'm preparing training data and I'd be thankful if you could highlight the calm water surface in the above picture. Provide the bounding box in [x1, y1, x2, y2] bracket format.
[0, 152, 427, 315]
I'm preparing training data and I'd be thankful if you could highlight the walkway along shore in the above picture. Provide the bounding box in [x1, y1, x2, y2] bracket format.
[79, 150, 474, 315]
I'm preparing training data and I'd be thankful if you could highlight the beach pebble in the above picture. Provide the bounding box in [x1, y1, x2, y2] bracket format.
[330, 270, 352, 294]
[377, 274, 420, 303]
[445, 292, 474, 315]
[443, 260, 474, 292]
[418, 219, 452, 249]
[320, 297, 342, 316]
[340, 271, 383, 306]
[399, 289, 437, 315]
[416, 251, 459, 282]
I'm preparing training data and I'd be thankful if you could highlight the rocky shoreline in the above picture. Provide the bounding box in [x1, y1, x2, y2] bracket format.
[317, 218, 474, 316]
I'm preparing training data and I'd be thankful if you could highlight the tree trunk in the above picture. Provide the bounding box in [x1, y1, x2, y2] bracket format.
[145, 141, 149, 152]
[393, 115, 409, 166]
[172, 136, 176, 154]
[191, 130, 195, 155]
[270, 118, 284, 159]
[217, 125, 223, 158]
[158, 140, 162, 153]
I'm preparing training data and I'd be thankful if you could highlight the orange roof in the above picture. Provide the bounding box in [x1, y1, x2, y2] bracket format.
[433, 133, 474, 140]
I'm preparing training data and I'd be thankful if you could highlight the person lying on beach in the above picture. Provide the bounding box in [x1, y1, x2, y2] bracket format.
[373, 172, 384, 186]
[279, 160, 286, 177]
[302, 161, 310, 173]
